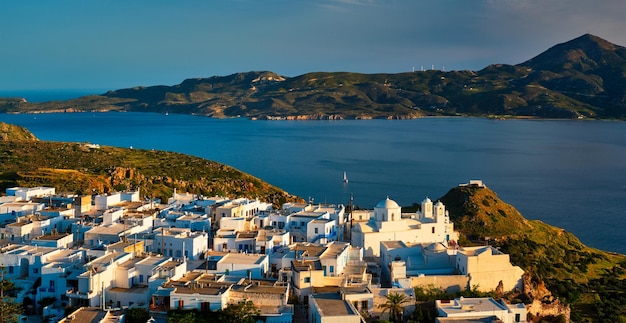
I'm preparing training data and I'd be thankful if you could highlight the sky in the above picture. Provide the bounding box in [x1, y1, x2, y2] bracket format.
[1, 0, 625, 92]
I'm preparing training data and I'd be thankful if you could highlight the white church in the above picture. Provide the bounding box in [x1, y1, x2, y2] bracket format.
[350, 197, 458, 258]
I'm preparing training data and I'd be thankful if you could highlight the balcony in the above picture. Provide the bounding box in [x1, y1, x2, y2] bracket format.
[65, 288, 90, 299]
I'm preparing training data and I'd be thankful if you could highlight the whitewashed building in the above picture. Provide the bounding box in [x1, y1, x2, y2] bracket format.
[154, 227, 208, 260]
[351, 197, 458, 257]
[436, 297, 527, 323]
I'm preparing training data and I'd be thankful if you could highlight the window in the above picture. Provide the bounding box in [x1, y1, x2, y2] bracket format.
[304, 277, 311, 283]
[314, 228, 318, 234]
[8, 266, 13, 274]
[139, 275, 144, 283]
[432, 227, 435, 234]
[330, 266, 334, 273]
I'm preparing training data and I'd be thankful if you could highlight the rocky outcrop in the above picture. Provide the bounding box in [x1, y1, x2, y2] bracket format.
[522, 273, 571, 322]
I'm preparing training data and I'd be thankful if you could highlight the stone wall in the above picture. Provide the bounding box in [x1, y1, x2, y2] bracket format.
[409, 275, 469, 293]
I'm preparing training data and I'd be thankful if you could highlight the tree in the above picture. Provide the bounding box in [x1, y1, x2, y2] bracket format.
[167, 310, 197, 323]
[126, 308, 150, 323]
[0, 297, 22, 323]
[378, 292, 409, 323]
[0, 267, 22, 323]
[220, 300, 260, 323]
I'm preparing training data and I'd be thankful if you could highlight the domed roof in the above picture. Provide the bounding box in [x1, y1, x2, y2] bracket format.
[375, 197, 400, 209]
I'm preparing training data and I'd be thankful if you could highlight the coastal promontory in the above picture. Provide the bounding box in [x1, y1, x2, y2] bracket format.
[2, 34, 625, 120]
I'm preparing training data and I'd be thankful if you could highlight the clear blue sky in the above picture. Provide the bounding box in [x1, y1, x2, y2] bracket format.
[1, 0, 625, 91]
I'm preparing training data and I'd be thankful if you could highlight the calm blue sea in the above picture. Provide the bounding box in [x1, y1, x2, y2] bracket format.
[1, 111, 625, 254]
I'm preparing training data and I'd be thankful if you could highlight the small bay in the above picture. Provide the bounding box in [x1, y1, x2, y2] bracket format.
[2, 111, 625, 254]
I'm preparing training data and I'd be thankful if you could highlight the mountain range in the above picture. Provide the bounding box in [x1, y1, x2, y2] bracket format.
[2, 34, 625, 120]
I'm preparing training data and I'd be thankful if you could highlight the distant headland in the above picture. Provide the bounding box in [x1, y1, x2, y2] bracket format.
[1, 34, 625, 120]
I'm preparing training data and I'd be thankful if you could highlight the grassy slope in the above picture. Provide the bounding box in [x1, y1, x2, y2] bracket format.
[438, 184, 626, 322]
[0, 125, 300, 207]
[0, 122, 38, 141]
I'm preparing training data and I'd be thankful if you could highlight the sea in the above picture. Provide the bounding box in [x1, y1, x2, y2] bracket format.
[1, 95, 625, 254]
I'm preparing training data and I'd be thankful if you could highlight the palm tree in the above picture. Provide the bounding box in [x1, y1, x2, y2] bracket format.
[378, 292, 409, 323]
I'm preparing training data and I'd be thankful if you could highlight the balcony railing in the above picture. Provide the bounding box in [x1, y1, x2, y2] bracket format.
[65, 288, 90, 299]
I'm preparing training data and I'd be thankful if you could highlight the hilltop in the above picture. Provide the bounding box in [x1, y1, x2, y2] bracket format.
[0, 126, 300, 207]
[0, 122, 38, 141]
[2, 34, 625, 120]
[438, 183, 626, 322]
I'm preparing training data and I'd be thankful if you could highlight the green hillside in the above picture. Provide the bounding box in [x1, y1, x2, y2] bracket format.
[0, 126, 300, 207]
[2, 34, 625, 120]
[439, 184, 626, 322]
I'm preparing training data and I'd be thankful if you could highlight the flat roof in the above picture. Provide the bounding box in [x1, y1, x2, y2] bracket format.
[85, 252, 128, 273]
[292, 243, 326, 258]
[310, 218, 332, 224]
[237, 231, 257, 239]
[86, 223, 128, 235]
[65, 307, 107, 323]
[177, 214, 206, 221]
[291, 211, 326, 218]
[158, 260, 180, 271]
[438, 297, 507, 316]
[34, 233, 71, 241]
[313, 292, 357, 317]
[6, 245, 57, 255]
[117, 257, 144, 269]
[381, 240, 407, 249]
[232, 284, 288, 295]
[221, 253, 266, 265]
[6, 221, 31, 227]
[319, 243, 349, 259]
[292, 259, 322, 272]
